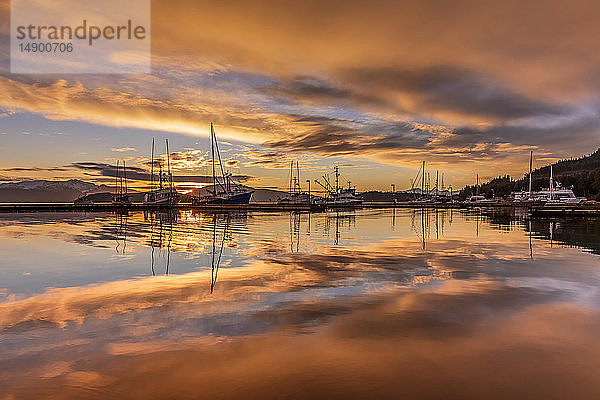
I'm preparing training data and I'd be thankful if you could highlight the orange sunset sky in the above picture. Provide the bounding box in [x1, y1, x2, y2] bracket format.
[1, 0, 599, 191]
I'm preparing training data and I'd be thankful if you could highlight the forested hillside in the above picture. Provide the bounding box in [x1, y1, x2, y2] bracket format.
[461, 149, 600, 200]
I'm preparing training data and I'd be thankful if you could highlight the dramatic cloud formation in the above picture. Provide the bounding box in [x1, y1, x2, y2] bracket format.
[70, 162, 250, 184]
[1, 0, 599, 187]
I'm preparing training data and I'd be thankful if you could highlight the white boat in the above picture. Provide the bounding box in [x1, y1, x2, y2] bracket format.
[511, 151, 585, 205]
[539, 166, 585, 204]
[277, 161, 312, 205]
[328, 188, 363, 205]
[315, 166, 362, 206]
[112, 159, 131, 206]
[465, 195, 500, 204]
[144, 138, 180, 206]
[144, 187, 180, 205]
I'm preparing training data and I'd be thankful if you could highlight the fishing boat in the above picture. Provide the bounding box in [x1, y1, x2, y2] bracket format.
[315, 166, 362, 206]
[193, 123, 254, 205]
[112, 159, 131, 206]
[144, 138, 180, 206]
[278, 161, 312, 204]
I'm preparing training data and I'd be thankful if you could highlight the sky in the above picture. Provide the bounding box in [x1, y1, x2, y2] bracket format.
[1, 0, 599, 192]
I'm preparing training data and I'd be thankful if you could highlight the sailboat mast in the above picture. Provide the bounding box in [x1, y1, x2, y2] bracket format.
[120, 160, 124, 195]
[335, 166, 339, 193]
[151, 138, 155, 192]
[550, 165, 554, 200]
[528, 151, 533, 196]
[211, 123, 215, 195]
[115, 160, 119, 195]
[124, 160, 127, 194]
[166, 139, 172, 188]
[159, 160, 163, 189]
[289, 161, 293, 194]
[421, 161, 425, 195]
[297, 161, 300, 192]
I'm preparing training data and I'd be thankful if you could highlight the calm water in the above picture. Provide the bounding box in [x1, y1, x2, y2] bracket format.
[1, 208, 600, 399]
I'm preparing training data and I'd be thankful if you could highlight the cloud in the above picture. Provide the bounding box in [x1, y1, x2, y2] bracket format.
[1, 0, 600, 187]
[0, 166, 70, 172]
[111, 147, 136, 152]
[69, 162, 250, 183]
[339, 66, 572, 123]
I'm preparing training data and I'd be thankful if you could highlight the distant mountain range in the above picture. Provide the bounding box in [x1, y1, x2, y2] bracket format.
[462, 148, 600, 200]
[0, 179, 292, 203]
[0, 179, 114, 203]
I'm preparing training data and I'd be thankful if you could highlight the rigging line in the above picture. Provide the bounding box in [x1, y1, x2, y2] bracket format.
[212, 126, 228, 193]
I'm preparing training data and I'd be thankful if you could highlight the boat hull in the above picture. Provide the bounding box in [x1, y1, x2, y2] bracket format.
[143, 189, 180, 206]
[194, 191, 254, 205]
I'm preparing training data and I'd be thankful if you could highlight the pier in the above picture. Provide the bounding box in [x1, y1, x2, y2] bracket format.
[2, 201, 599, 215]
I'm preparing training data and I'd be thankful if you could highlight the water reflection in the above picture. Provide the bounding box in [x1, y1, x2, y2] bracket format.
[1, 209, 600, 399]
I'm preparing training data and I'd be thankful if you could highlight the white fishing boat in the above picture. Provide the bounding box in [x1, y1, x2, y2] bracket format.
[144, 138, 180, 206]
[278, 161, 312, 205]
[112, 159, 131, 206]
[315, 166, 362, 206]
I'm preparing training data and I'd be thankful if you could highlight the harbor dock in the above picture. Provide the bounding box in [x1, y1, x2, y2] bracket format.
[1, 201, 600, 215]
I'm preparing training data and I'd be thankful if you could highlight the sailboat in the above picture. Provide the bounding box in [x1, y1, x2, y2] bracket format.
[143, 138, 180, 206]
[512, 151, 542, 204]
[112, 159, 131, 205]
[193, 123, 254, 205]
[315, 166, 362, 206]
[278, 161, 312, 204]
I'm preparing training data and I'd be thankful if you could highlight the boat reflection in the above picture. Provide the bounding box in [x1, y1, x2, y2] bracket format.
[2, 209, 600, 399]
[114, 212, 128, 254]
[527, 217, 600, 255]
[146, 211, 174, 276]
[209, 213, 230, 294]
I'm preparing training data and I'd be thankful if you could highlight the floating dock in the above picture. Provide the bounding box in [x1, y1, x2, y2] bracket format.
[1, 202, 599, 215]
[0, 202, 326, 213]
[528, 205, 600, 217]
